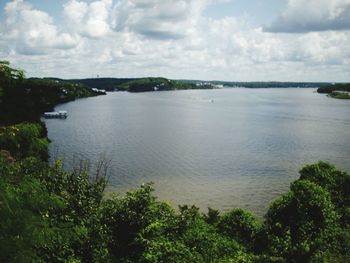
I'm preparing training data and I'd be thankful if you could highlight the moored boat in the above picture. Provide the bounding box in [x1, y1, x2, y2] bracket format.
[43, 110, 68, 119]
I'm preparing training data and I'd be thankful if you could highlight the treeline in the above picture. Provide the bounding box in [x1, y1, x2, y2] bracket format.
[317, 83, 350, 99]
[51, 78, 331, 92]
[66, 77, 214, 92]
[116, 77, 213, 92]
[218, 81, 330, 88]
[66, 78, 134, 91]
[317, 83, 350, 93]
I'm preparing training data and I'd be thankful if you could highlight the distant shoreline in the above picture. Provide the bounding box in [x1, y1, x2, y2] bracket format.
[317, 83, 350, 99]
[32, 77, 332, 92]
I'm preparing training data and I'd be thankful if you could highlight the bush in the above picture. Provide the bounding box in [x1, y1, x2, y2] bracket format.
[0, 123, 48, 160]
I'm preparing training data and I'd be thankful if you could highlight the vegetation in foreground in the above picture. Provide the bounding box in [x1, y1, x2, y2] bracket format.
[1, 61, 349, 262]
[0, 123, 349, 262]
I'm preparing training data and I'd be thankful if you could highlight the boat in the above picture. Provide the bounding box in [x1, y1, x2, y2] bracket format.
[43, 110, 68, 119]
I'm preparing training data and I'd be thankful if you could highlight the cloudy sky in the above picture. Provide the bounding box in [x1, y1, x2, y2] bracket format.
[0, 0, 349, 81]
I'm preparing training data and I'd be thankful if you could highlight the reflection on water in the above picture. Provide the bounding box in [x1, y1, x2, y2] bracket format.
[45, 88, 350, 217]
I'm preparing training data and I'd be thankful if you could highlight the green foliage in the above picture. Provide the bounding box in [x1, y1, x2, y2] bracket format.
[265, 178, 343, 262]
[141, 239, 200, 263]
[99, 185, 251, 262]
[0, 155, 68, 262]
[299, 161, 350, 225]
[179, 216, 244, 262]
[0, 123, 48, 160]
[0, 152, 109, 262]
[0, 176, 53, 262]
[218, 208, 261, 247]
[330, 91, 350, 99]
[101, 183, 177, 261]
[1, 157, 349, 262]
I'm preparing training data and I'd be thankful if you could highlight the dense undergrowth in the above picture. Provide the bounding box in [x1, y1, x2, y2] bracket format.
[0, 62, 349, 262]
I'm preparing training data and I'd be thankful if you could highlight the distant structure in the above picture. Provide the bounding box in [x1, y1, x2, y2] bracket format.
[92, 88, 107, 94]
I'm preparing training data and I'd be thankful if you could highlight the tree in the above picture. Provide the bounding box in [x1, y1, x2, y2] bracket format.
[265, 180, 340, 262]
[218, 208, 261, 248]
[299, 161, 350, 226]
[0, 61, 24, 101]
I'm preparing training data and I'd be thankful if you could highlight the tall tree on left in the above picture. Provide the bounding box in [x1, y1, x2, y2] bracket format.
[0, 61, 25, 102]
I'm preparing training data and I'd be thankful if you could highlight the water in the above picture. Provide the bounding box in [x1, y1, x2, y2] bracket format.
[45, 88, 350, 217]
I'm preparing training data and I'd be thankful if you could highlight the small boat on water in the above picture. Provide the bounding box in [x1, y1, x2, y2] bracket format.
[43, 110, 68, 119]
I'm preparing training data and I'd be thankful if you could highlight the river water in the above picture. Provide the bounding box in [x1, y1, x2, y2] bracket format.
[45, 88, 350, 217]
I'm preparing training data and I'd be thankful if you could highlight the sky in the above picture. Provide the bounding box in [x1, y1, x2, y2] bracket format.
[0, 0, 349, 82]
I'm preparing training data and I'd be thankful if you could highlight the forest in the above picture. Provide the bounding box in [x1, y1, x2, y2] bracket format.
[0, 61, 349, 262]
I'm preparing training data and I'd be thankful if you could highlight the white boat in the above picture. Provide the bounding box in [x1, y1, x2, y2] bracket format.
[43, 110, 68, 119]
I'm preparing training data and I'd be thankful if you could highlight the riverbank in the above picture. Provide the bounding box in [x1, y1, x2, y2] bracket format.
[0, 76, 104, 126]
[317, 83, 350, 99]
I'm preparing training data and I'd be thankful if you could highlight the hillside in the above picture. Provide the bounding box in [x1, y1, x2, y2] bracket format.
[0, 62, 104, 126]
[67, 77, 134, 91]
[66, 77, 215, 92]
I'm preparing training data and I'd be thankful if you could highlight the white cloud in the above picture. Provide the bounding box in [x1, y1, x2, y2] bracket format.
[63, 0, 112, 39]
[0, 0, 349, 82]
[265, 0, 350, 32]
[111, 0, 205, 40]
[1, 0, 78, 55]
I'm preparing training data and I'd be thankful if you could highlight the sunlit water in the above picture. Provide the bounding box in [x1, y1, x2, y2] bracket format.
[45, 88, 350, 217]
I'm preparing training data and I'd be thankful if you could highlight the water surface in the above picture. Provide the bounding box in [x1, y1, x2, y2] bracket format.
[45, 88, 350, 217]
